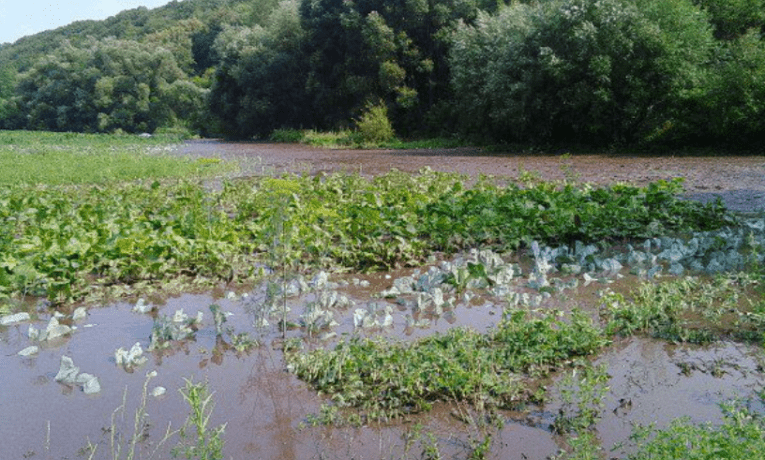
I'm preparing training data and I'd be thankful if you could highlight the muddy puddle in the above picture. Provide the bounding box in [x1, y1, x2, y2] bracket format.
[3, 240, 765, 459]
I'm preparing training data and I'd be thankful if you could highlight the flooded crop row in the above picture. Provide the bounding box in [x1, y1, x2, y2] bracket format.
[2, 212, 764, 459]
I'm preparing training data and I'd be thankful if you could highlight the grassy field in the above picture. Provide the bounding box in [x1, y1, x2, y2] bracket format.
[0, 130, 231, 185]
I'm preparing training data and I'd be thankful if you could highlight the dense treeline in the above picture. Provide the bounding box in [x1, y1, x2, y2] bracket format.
[1, 0, 764, 146]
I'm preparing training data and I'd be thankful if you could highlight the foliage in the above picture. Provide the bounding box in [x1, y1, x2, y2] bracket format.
[173, 379, 226, 460]
[690, 30, 765, 145]
[208, 0, 312, 138]
[420, 178, 732, 252]
[0, 142, 734, 306]
[80, 371, 177, 460]
[602, 272, 762, 343]
[15, 37, 206, 133]
[354, 101, 395, 145]
[269, 128, 305, 143]
[628, 404, 765, 460]
[0, 64, 21, 129]
[3, 0, 765, 146]
[693, 0, 765, 39]
[269, 128, 466, 149]
[553, 364, 610, 435]
[285, 308, 608, 420]
[450, 0, 715, 145]
[0, 131, 226, 186]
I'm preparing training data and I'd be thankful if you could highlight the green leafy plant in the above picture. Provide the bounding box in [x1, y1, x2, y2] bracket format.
[602, 274, 755, 342]
[173, 379, 226, 460]
[286, 308, 608, 421]
[628, 403, 765, 460]
[0, 155, 735, 308]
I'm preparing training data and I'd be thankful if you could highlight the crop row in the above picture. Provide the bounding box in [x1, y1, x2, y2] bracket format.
[0, 170, 733, 306]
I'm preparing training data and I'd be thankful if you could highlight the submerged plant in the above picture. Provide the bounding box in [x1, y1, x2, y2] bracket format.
[286, 308, 608, 421]
[628, 403, 765, 460]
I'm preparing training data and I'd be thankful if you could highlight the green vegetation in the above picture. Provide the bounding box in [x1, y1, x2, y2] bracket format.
[0, 150, 733, 306]
[285, 264, 765, 456]
[627, 404, 765, 460]
[602, 274, 764, 343]
[270, 128, 467, 149]
[2, 0, 763, 147]
[0, 131, 229, 185]
[286, 309, 608, 421]
[80, 373, 225, 460]
[173, 378, 226, 460]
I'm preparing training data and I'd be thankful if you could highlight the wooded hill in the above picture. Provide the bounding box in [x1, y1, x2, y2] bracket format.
[1, 0, 764, 147]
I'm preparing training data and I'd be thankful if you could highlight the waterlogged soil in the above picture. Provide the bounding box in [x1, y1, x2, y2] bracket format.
[2, 261, 764, 460]
[1, 142, 764, 460]
[178, 140, 765, 213]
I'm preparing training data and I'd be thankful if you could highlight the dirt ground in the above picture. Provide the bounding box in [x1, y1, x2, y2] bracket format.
[178, 140, 765, 213]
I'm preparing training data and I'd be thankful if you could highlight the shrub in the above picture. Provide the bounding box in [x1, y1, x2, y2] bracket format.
[355, 102, 395, 145]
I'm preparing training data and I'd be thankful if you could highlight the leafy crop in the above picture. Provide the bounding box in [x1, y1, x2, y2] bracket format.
[0, 155, 734, 306]
[421, 178, 733, 251]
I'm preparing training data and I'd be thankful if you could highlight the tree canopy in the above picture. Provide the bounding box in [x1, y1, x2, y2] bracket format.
[1, 0, 764, 147]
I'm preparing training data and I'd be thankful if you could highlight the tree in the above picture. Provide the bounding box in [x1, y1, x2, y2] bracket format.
[17, 38, 203, 133]
[692, 30, 765, 145]
[208, 0, 311, 138]
[0, 64, 22, 129]
[450, 0, 715, 145]
[692, 0, 765, 39]
[299, 0, 502, 134]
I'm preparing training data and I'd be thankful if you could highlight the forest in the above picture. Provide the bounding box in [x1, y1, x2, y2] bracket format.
[1, 0, 764, 148]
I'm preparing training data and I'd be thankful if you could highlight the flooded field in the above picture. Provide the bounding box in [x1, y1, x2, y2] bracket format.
[2, 142, 764, 459]
[3, 241, 764, 459]
[177, 140, 765, 213]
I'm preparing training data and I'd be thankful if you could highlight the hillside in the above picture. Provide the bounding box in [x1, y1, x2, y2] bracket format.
[0, 0, 277, 72]
[1, 0, 764, 148]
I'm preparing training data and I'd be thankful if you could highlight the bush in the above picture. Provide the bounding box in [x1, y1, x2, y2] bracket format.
[269, 128, 305, 143]
[355, 102, 395, 145]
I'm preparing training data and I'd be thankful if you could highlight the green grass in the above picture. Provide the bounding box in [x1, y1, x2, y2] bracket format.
[0, 130, 231, 185]
[269, 128, 468, 150]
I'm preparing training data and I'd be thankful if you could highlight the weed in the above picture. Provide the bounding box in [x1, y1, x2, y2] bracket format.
[286, 308, 608, 421]
[627, 403, 765, 460]
[80, 371, 177, 460]
[228, 330, 259, 353]
[172, 378, 226, 460]
[602, 274, 758, 343]
[553, 363, 610, 434]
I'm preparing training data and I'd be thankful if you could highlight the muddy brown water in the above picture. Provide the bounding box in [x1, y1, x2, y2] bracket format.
[2, 142, 764, 459]
[3, 265, 763, 459]
[177, 140, 765, 213]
